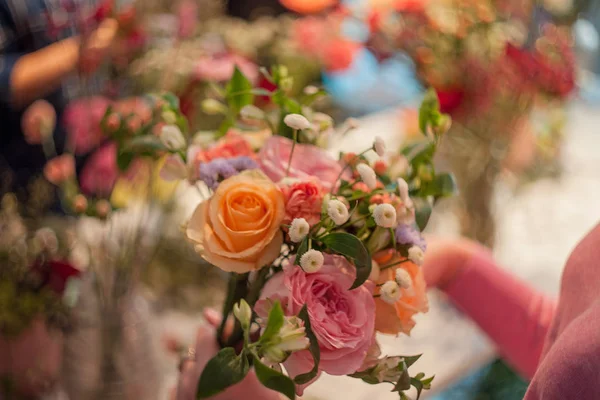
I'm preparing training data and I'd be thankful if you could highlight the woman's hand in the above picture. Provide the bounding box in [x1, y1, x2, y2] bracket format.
[173, 309, 282, 400]
[79, 18, 119, 74]
[422, 236, 486, 290]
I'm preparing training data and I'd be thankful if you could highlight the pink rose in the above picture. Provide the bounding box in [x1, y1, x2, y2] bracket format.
[80, 143, 118, 197]
[258, 136, 345, 191]
[280, 180, 324, 226]
[191, 131, 256, 180]
[63, 96, 112, 155]
[194, 54, 259, 83]
[21, 100, 56, 145]
[258, 255, 375, 394]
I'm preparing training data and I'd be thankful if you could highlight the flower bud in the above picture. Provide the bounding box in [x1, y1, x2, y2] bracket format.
[201, 99, 227, 115]
[233, 299, 252, 330]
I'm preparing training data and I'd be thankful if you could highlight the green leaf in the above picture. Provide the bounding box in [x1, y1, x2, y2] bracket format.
[418, 89, 440, 136]
[321, 233, 372, 289]
[253, 355, 296, 400]
[413, 198, 433, 232]
[409, 143, 436, 169]
[116, 151, 135, 171]
[250, 88, 274, 96]
[421, 173, 457, 198]
[294, 305, 320, 385]
[122, 135, 167, 153]
[348, 369, 380, 385]
[394, 367, 411, 392]
[226, 67, 254, 114]
[259, 301, 285, 345]
[197, 348, 250, 398]
[162, 92, 180, 110]
[294, 237, 309, 266]
[402, 354, 422, 369]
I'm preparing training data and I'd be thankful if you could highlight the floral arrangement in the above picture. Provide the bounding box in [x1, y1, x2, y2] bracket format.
[0, 194, 84, 337]
[114, 64, 455, 398]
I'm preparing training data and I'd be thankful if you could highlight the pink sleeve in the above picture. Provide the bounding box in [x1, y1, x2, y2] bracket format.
[444, 250, 557, 379]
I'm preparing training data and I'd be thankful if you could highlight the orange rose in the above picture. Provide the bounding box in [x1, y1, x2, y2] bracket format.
[186, 170, 285, 273]
[373, 249, 429, 335]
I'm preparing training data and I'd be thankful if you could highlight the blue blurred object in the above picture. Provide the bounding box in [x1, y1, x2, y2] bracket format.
[340, 17, 371, 42]
[323, 48, 423, 116]
[341, 0, 369, 16]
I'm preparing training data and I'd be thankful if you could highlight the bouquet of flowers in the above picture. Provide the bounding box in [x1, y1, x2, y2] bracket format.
[106, 65, 455, 399]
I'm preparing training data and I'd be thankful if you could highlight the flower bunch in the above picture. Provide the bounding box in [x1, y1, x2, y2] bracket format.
[148, 68, 456, 399]
[0, 194, 85, 337]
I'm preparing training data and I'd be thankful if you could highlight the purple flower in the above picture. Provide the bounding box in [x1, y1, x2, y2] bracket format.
[199, 156, 258, 190]
[395, 223, 427, 252]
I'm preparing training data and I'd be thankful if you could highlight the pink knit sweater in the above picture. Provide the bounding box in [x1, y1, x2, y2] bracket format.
[444, 224, 600, 399]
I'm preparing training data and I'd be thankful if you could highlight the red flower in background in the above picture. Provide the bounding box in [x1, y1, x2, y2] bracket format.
[436, 89, 465, 115]
[32, 260, 81, 295]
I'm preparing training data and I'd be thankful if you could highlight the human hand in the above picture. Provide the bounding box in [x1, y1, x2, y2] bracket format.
[173, 309, 282, 400]
[422, 236, 486, 290]
[79, 18, 118, 74]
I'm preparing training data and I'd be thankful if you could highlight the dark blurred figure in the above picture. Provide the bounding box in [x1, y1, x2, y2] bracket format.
[226, 0, 287, 19]
[0, 0, 116, 202]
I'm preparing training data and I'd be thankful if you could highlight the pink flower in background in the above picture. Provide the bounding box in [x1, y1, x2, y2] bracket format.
[194, 131, 256, 163]
[257, 255, 375, 394]
[177, 0, 198, 39]
[44, 154, 75, 185]
[280, 180, 324, 226]
[63, 96, 112, 155]
[21, 100, 56, 145]
[259, 136, 345, 191]
[80, 142, 118, 197]
[194, 54, 259, 83]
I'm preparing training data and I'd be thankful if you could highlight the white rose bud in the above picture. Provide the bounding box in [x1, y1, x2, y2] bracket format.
[233, 299, 252, 330]
[201, 99, 227, 115]
[300, 249, 324, 273]
[160, 125, 186, 151]
[372, 203, 397, 229]
[380, 280, 402, 304]
[327, 199, 349, 225]
[357, 163, 378, 190]
[240, 105, 265, 120]
[161, 110, 177, 124]
[283, 113, 311, 131]
[373, 136, 386, 157]
[289, 218, 310, 243]
[303, 85, 319, 95]
[397, 178, 414, 209]
[408, 246, 424, 266]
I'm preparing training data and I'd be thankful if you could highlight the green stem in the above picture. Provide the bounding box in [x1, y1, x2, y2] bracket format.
[286, 129, 298, 177]
[218, 273, 248, 348]
[380, 259, 410, 272]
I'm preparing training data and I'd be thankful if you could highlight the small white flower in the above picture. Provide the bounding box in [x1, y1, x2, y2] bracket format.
[240, 104, 265, 120]
[373, 136, 386, 157]
[408, 246, 424, 266]
[357, 163, 378, 190]
[161, 110, 177, 124]
[160, 155, 188, 181]
[303, 85, 319, 95]
[372, 204, 397, 229]
[395, 268, 413, 289]
[397, 178, 414, 209]
[289, 218, 310, 243]
[380, 280, 402, 304]
[327, 199, 349, 225]
[160, 125, 186, 151]
[233, 299, 252, 329]
[300, 249, 324, 273]
[284, 113, 311, 130]
[346, 117, 360, 129]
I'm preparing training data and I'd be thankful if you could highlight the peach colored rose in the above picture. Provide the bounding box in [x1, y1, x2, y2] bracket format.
[0, 318, 64, 397]
[373, 250, 429, 335]
[279, 180, 324, 226]
[21, 100, 56, 145]
[258, 136, 345, 192]
[44, 154, 75, 185]
[186, 170, 285, 273]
